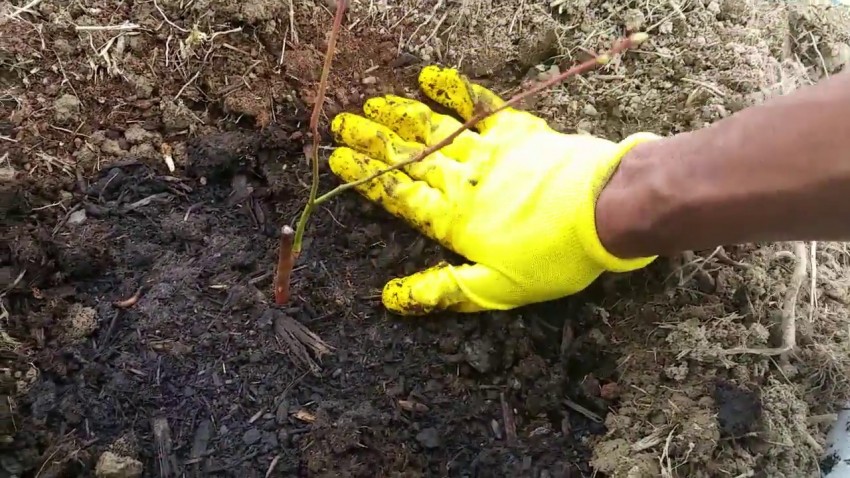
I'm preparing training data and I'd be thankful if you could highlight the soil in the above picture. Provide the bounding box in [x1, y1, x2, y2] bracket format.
[2, 0, 850, 477]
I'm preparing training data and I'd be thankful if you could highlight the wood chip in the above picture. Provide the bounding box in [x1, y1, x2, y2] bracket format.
[293, 409, 316, 423]
[501, 392, 517, 445]
[189, 420, 212, 476]
[398, 399, 429, 413]
[152, 417, 179, 477]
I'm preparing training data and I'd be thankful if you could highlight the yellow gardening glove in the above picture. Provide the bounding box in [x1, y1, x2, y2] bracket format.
[329, 65, 660, 315]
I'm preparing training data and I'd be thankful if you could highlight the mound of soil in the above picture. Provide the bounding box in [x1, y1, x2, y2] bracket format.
[3, 0, 850, 477]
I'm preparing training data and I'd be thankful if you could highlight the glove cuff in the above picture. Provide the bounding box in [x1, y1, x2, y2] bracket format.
[576, 132, 661, 273]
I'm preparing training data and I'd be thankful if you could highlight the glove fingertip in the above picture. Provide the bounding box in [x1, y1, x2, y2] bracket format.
[327, 147, 355, 177]
[382, 277, 431, 316]
[363, 97, 386, 116]
[330, 112, 356, 139]
[418, 64, 445, 88]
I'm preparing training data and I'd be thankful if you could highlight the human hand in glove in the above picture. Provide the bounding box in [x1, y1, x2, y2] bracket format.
[328, 65, 660, 315]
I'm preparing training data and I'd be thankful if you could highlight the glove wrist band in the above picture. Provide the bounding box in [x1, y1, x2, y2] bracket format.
[576, 132, 662, 273]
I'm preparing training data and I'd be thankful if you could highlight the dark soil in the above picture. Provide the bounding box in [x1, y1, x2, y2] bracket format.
[2, 108, 636, 478]
[0, 4, 645, 475]
[713, 378, 763, 437]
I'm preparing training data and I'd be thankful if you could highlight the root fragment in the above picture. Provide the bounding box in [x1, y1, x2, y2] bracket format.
[273, 312, 333, 373]
[113, 287, 143, 308]
[722, 242, 808, 357]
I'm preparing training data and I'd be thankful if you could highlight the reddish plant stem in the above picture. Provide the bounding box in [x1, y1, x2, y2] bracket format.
[274, 225, 295, 305]
[293, 0, 347, 256]
[313, 33, 648, 205]
[275, 1, 347, 305]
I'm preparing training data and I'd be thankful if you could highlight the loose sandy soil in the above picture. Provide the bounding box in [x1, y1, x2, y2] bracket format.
[2, 0, 850, 477]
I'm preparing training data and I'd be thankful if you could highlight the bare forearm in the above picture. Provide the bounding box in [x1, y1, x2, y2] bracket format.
[598, 69, 850, 258]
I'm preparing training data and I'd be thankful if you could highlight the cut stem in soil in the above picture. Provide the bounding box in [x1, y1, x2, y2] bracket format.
[274, 225, 295, 305]
[274, 0, 347, 305]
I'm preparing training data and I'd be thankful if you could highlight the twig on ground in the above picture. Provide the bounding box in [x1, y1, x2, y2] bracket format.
[722, 242, 808, 357]
[265, 455, 281, 478]
[312, 32, 648, 206]
[398, 399, 429, 412]
[500, 392, 517, 445]
[174, 71, 200, 101]
[74, 22, 139, 31]
[0, 269, 25, 318]
[631, 426, 672, 452]
[152, 417, 178, 478]
[563, 398, 603, 423]
[52, 49, 82, 108]
[6, 0, 43, 20]
[288, 0, 299, 44]
[122, 192, 172, 212]
[809, 241, 817, 321]
[675, 249, 717, 290]
[153, 0, 188, 33]
[34, 445, 62, 478]
[716, 246, 751, 269]
[659, 426, 677, 478]
[808, 413, 837, 424]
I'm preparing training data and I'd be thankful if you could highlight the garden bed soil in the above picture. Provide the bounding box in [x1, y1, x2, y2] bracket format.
[2, 0, 850, 477]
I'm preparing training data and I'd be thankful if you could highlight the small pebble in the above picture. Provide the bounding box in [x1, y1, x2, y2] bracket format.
[463, 338, 495, 373]
[242, 427, 261, 446]
[415, 427, 441, 449]
[490, 419, 502, 439]
[67, 209, 87, 225]
[600, 382, 620, 400]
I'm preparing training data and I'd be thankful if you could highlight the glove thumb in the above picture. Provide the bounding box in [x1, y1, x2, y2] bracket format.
[382, 262, 515, 315]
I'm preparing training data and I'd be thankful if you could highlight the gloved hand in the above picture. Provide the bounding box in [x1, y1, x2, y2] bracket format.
[328, 65, 660, 315]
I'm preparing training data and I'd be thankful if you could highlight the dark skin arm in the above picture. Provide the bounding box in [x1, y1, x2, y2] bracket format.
[597, 68, 850, 258]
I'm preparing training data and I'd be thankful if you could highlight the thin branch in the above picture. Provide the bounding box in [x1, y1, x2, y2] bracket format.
[313, 32, 648, 206]
[292, 0, 347, 256]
